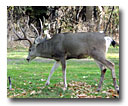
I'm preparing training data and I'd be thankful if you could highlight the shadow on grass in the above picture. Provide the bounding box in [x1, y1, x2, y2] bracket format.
[9, 97, 121, 104]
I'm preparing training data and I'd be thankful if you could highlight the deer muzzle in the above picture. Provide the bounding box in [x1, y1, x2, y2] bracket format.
[26, 58, 30, 62]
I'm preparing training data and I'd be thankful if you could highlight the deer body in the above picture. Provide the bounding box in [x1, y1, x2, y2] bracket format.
[13, 18, 119, 94]
[35, 32, 106, 61]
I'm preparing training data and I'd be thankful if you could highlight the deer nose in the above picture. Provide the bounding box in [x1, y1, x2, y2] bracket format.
[26, 58, 30, 62]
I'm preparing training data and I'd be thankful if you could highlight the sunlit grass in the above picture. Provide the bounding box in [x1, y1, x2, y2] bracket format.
[7, 46, 119, 98]
[106, 53, 119, 59]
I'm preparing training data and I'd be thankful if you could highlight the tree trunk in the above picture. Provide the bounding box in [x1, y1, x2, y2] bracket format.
[86, 6, 93, 21]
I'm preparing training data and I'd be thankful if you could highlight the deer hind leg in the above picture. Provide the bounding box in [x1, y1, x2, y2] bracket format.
[102, 59, 119, 94]
[95, 58, 119, 93]
[95, 60, 107, 92]
[91, 51, 119, 93]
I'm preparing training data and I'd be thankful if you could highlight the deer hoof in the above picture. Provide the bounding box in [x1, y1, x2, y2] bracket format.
[117, 90, 119, 94]
[96, 88, 101, 92]
[115, 86, 119, 94]
[116, 87, 119, 94]
[45, 81, 50, 86]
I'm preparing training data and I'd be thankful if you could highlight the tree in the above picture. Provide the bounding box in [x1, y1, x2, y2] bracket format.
[7, 6, 119, 48]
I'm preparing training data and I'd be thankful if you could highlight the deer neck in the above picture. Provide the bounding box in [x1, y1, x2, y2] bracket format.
[36, 41, 53, 58]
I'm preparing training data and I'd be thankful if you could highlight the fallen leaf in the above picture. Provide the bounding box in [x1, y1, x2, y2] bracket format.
[36, 87, 41, 89]
[106, 96, 110, 98]
[10, 88, 15, 91]
[112, 93, 119, 98]
[72, 93, 75, 95]
[102, 91, 107, 93]
[95, 92, 99, 94]
[37, 90, 42, 94]
[95, 84, 98, 86]
[14, 93, 20, 97]
[29, 81, 32, 84]
[41, 79, 45, 81]
[96, 96, 102, 98]
[51, 90, 54, 92]
[48, 87, 51, 89]
[24, 80, 27, 82]
[30, 90, 36, 95]
[60, 93, 64, 97]
[68, 83, 75, 87]
[78, 94, 87, 98]
[41, 86, 45, 89]
[22, 90, 27, 95]
[108, 89, 114, 92]
[59, 82, 63, 85]
[83, 76, 86, 78]
[86, 85, 91, 88]
[78, 82, 84, 86]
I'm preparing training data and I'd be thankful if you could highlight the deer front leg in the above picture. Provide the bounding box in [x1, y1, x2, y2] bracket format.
[45, 61, 60, 86]
[60, 58, 67, 89]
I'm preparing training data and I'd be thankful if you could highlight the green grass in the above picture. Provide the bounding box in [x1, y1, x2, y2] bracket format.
[7, 46, 119, 98]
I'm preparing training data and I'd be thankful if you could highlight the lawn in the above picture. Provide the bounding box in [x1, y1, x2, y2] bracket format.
[7, 47, 119, 98]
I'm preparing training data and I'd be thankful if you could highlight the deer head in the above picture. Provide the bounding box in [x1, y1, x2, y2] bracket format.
[13, 16, 51, 62]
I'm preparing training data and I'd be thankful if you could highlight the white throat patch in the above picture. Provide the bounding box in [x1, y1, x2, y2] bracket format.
[35, 36, 43, 45]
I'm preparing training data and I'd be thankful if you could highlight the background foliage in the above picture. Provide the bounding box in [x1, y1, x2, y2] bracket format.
[7, 6, 119, 48]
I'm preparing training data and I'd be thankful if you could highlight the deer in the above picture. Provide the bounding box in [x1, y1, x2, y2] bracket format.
[13, 18, 119, 94]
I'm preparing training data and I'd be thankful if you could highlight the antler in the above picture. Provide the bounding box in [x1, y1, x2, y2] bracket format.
[13, 22, 32, 47]
[39, 18, 43, 36]
[31, 17, 45, 37]
[40, 16, 46, 36]
[31, 23, 40, 37]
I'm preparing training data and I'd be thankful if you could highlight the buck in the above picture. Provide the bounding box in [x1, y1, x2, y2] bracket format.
[13, 19, 119, 94]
